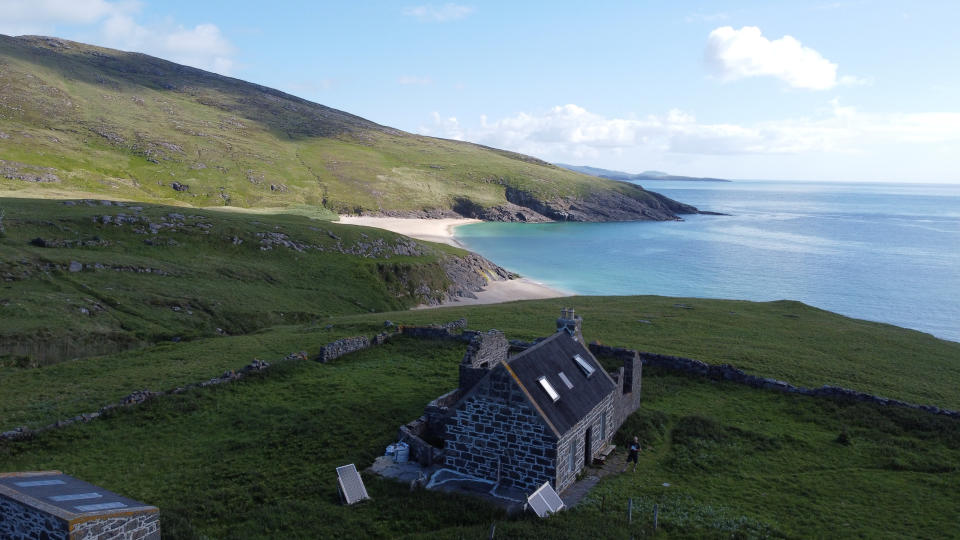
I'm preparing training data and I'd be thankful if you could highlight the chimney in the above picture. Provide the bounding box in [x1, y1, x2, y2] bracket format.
[556, 307, 584, 342]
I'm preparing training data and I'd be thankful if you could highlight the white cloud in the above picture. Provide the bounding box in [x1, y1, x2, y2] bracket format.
[398, 75, 433, 85]
[0, 0, 136, 34]
[0, 0, 235, 75]
[420, 102, 960, 161]
[403, 3, 474, 22]
[705, 26, 843, 90]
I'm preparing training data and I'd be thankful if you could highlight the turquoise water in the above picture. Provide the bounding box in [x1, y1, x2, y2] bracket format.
[455, 181, 960, 342]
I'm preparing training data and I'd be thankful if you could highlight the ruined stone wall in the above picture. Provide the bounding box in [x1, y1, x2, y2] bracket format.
[398, 420, 442, 466]
[70, 511, 160, 539]
[0, 494, 68, 539]
[587, 343, 959, 418]
[423, 388, 461, 440]
[554, 392, 616, 493]
[400, 318, 468, 340]
[586, 344, 643, 435]
[314, 336, 370, 363]
[458, 330, 507, 392]
[444, 366, 558, 492]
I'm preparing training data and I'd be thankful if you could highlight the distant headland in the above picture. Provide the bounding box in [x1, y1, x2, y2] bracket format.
[556, 164, 732, 183]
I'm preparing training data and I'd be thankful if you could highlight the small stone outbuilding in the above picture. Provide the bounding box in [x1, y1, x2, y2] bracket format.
[0, 471, 159, 539]
[402, 309, 642, 494]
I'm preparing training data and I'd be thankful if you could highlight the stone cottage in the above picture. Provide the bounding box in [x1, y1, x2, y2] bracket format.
[401, 309, 642, 494]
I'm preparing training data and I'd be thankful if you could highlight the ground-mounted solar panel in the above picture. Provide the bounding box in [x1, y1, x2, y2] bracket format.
[336, 464, 370, 505]
[540, 482, 565, 513]
[527, 481, 564, 517]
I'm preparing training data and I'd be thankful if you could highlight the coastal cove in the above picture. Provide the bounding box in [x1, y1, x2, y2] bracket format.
[454, 181, 960, 343]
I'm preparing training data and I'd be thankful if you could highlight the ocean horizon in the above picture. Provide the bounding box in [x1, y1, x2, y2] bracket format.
[455, 180, 960, 343]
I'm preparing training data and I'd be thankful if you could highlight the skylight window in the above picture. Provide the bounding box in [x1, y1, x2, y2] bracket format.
[558, 371, 574, 389]
[573, 354, 595, 377]
[538, 376, 560, 402]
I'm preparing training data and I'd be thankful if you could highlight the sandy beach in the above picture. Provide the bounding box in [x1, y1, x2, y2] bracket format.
[337, 216, 570, 306]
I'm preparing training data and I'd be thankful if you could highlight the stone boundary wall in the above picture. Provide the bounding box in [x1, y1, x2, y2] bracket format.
[399, 318, 469, 340]
[0, 355, 296, 442]
[315, 336, 367, 363]
[588, 343, 959, 419]
[1, 319, 468, 442]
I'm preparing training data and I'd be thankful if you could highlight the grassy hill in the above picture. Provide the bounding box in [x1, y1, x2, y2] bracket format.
[0, 196, 505, 367]
[0, 34, 697, 221]
[2, 298, 958, 538]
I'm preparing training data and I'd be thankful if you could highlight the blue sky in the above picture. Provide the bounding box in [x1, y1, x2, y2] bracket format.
[2, 1, 959, 182]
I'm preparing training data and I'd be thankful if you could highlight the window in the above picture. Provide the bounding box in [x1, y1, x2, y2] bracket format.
[573, 354, 595, 377]
[568, 445, 576, 473]
[558, 371, 574, 389]
[538, 376, 560, 402]
[599, 411, 607, 441]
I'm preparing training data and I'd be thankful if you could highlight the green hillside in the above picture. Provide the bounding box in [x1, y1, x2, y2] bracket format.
[2, 298, 958, 538]
[0, 35, 696, 221]
[0, 196, 502, 367]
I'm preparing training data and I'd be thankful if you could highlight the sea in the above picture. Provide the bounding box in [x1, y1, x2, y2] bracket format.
[454, 180, 960, 343]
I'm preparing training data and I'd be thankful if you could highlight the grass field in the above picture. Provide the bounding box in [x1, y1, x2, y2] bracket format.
[2, 334, 957, 538]
[0, 196, 467, 368]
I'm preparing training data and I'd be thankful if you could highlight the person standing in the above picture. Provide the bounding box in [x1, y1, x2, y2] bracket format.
[626, 436, 640, 472]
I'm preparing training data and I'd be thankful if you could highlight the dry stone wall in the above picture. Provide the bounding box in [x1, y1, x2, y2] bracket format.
[588, 343, 959, 419]
[0, 494, 68, 539]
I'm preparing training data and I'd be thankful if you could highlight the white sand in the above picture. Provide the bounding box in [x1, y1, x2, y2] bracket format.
[337, 216, 480, 248]
[338, 216, 570, 306]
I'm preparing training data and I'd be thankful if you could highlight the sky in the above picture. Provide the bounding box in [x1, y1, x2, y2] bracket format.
[2, 0, 959, 183]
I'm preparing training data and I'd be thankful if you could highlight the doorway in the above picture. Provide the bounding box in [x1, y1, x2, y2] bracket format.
[584, 427, 592, 467]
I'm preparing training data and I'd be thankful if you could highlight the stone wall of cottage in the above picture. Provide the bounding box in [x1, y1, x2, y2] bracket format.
[0, 494, 69, 539]
[554, 392, 616, 493]
[459, 330, 507, 393]
[444, 366, 558, 492]
[70, 511, 160, 539]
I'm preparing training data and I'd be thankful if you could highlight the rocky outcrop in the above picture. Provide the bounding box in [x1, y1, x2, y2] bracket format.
[477, 185, 701, 222]
[439, 252, 513, 301]
[0, 159, 61, 183]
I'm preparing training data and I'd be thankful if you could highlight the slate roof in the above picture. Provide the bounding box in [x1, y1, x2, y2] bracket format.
[505, 332, 616, 435]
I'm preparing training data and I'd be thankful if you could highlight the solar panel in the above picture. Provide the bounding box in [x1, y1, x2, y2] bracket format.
[527, 492, 551, 518]
[527, 481, 565, 518]
[540, 483, 565, 513]
[336, 464, 370, 505]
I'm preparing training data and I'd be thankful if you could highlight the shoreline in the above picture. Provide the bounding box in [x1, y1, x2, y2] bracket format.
[336, 216, 570, 306]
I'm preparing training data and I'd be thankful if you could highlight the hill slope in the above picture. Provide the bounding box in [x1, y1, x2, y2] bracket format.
[0, 196, 509, 366]
[0, 35, 698, 221]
